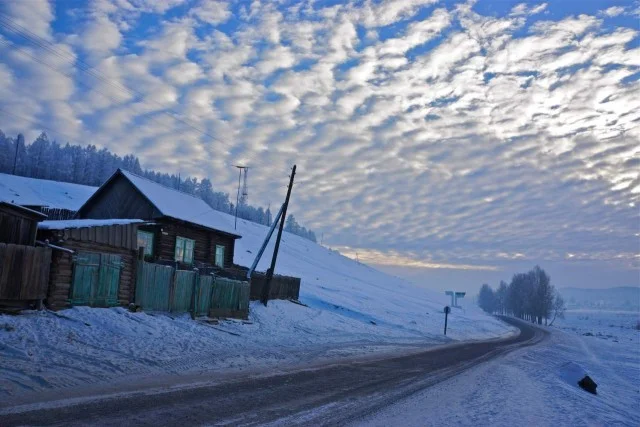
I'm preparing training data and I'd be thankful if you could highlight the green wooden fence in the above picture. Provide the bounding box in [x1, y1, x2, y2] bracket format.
[171, 270, 196, 312]
[210, 277, 250, 319]
[135, 261, 249, 318]
[195, 275, 214, 317]
[135, 261, 173, 311]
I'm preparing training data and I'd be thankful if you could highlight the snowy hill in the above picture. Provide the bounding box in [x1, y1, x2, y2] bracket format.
[232, 215, 508, 340]
[0, 173, 96, 210]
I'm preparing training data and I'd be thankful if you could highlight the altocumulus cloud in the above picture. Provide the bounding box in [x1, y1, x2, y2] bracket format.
[0, 0, 638, 283]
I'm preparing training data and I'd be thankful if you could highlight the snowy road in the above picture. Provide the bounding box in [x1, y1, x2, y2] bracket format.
[0, 317, 545, 426]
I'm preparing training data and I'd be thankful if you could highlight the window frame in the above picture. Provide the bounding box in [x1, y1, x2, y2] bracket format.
[214, 244, 225, 268]
[137, 230, 154, 256]
[175, 236, 195, 264]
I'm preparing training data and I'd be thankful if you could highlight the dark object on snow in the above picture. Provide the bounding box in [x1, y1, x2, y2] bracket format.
[578, 375, 598, 394]
[128, 303, 142, 312]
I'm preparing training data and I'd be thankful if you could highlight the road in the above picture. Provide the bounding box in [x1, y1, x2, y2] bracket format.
[1, 317, 547, 426]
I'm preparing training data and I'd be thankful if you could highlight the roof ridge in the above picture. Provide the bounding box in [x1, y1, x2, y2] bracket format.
[119, 168, 206, 202]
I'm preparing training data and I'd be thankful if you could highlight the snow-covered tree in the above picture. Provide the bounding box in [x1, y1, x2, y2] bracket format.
[0, 128, 318, 240]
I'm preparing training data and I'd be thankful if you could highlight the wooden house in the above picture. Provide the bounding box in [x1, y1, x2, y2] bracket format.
[0, 201, 47, 245]
[75, 169, 241, 270]
[37, 219, 143, 310]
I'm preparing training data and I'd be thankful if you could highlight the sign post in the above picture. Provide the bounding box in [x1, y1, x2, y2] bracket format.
[444, 306, 450, 335]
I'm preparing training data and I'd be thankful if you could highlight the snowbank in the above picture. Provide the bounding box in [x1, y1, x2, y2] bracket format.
[359, 311, 640, 426]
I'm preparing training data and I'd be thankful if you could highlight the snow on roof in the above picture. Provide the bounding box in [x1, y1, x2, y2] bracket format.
[39, 219, 145, 230]
[119, 170, 241, 238]
[0, 173, 96, 210]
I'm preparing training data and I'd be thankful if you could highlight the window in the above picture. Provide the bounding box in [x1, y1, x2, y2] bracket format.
[175, 236, 195, 264]
[215, 245, 225, 268]
[137, 230, 154, 256]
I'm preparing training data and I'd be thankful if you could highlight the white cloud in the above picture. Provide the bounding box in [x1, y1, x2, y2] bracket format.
[190, 0, 231, 25]
[601, 6, 626, 17]
[0, 0, 54, 41]
[511, 3, 548, 17]
[81, 15, 122, 54]
[165, 61, 203, 85]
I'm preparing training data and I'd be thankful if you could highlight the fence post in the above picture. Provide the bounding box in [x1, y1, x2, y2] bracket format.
[191, 268, 199, 319]
[168, 267, 177, 313]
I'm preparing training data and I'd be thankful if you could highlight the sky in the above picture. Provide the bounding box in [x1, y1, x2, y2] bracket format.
[0, 0, 638, 293]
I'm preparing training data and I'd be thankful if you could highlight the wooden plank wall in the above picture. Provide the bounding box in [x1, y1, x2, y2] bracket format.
[0, 211, 39, 246]
[60, 224, 138, 251]
[0, 243, 52, 300]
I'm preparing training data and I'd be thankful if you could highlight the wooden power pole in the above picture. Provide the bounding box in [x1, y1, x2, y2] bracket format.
[261, 165, 296, 306]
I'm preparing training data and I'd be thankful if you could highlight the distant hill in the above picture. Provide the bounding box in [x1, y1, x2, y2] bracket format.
[559, 287, 640, 311]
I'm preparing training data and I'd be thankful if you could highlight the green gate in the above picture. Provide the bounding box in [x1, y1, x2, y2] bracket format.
[135, 261, 173, 311]
[71, 252, 121, 307]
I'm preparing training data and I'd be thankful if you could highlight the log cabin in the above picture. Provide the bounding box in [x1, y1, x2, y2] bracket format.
[75, 169, 241, 270]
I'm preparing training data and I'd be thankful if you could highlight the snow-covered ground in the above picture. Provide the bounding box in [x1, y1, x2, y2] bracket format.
[0, 216, 512, 400]
[359, 310, 640, 426]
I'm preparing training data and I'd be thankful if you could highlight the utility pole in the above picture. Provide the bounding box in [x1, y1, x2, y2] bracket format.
[12, 133, 23, 175]
[261, 165, 296, 306]
[444, 306, 450, 335]
[234, 165, 248, 229]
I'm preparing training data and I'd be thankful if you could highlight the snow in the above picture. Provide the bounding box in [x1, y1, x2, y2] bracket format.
[38, 219, 145, 230]
[0, 210, 513, 400]
[119, 170, 241, 237]
[0, 173, 96, 210]
[358, 310, 640, 426]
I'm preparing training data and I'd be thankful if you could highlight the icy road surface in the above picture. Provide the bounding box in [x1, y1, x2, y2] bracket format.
[0, 317, 543, 426]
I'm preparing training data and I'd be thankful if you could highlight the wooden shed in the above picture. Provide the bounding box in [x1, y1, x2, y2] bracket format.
[0, 201, 47, 245]
[76, 169, 241, 271]
[0, 202, 51, 311]
[37, 219, 143, 310]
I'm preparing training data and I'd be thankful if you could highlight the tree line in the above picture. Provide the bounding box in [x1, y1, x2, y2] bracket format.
[0, 130, 317, 242]
[477, 265, 566, 326]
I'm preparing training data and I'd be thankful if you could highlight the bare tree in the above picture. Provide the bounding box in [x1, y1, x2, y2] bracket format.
[478, 284, 496, 313]
[496, 280, 508, 315]
[548, 293, 566, 326]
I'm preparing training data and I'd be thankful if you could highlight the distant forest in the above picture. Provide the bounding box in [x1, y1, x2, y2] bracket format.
[0, 130, 317, 242]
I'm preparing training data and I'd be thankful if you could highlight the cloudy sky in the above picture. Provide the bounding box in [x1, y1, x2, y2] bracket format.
[0, 0, 638, 292]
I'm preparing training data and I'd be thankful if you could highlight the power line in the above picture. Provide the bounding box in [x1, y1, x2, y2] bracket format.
[0, 12, 331, 172]
[0, 13, 233, 152]
[0, 37, 285, 171]
[0, 14, 284, 171]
